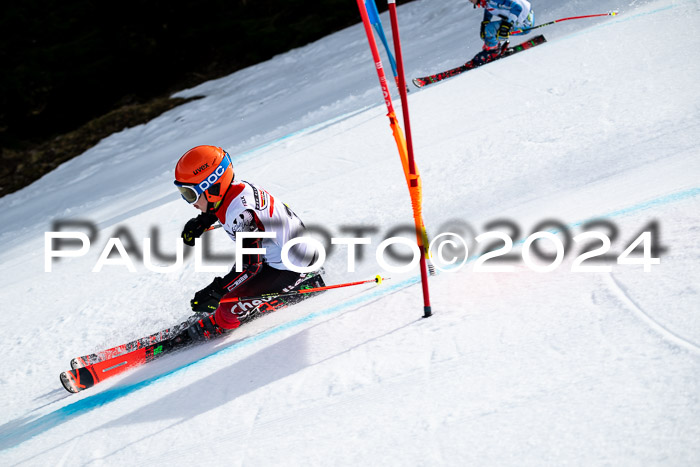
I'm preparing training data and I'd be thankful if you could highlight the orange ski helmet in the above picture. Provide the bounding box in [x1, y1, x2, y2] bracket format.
[174, 145, 234, 209]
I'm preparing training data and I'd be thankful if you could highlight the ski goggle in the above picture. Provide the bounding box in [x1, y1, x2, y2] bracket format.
[174, 153, 231, 204]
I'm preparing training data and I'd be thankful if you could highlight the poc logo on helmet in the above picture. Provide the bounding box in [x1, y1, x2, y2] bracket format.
[198, 165, 226, 191]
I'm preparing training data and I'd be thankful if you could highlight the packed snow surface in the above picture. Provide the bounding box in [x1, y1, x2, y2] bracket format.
[1, 0, 699, 464]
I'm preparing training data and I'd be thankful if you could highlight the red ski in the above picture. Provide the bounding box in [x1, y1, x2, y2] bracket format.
[60, 331, 193, 393]
[70, 319, 193, 369]
[61, 272, 329, 393]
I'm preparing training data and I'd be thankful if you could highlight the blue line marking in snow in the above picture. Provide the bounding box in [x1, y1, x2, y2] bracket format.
[2, 185, 698, 451]
[570, 187, 700, 227]
[463, 187, 700, 260]
[532, 187, 700, 238]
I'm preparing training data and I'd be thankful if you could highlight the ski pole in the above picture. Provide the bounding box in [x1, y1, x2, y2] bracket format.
[220, 275, 387, 304]
[512, 10, 618, 35]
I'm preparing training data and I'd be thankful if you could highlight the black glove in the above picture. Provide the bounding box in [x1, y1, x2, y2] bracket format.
[480, 20, 489, 39]
[497, 21, 513, 40]
[191, 277, 227, 313]
[182, 212, 217, 247]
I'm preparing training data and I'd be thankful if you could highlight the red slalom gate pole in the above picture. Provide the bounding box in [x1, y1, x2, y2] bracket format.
[386, 0, 432, 318]
[356, 0, 433, 318]
[512, 10, 618, 35]
[387, 0, 415, 182]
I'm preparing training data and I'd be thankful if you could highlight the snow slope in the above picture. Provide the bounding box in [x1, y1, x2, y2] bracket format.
[1, 0, 699, 464]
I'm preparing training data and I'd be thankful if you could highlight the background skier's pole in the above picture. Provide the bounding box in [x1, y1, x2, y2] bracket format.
[512, 10, 618, 35]
[356, 0, 433, 318]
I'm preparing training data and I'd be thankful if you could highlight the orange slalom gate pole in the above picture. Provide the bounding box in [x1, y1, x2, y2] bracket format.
[356, 0, 432, 317]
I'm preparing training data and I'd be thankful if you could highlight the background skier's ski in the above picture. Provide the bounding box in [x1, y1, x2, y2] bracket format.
[412, 35, 546, 88]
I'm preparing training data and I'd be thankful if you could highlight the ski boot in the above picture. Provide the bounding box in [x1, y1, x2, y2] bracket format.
[187, 313, 225, 341]
[472, 44, 502, 66]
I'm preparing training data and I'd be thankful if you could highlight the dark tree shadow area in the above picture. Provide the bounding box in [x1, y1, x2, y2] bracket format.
[0, 0, 413, 198]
